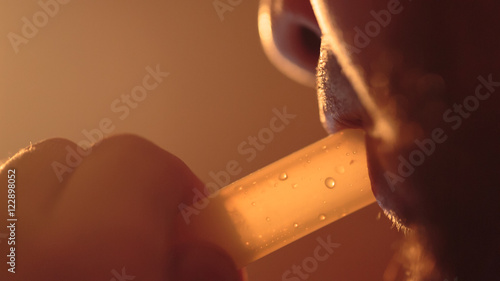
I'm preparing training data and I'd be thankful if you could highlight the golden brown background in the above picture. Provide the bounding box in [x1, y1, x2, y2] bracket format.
[0, 1, 403, 280]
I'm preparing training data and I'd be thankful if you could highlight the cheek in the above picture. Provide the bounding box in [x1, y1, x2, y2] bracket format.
[315, 0, 500, 221]
[366, 93, 500, 228]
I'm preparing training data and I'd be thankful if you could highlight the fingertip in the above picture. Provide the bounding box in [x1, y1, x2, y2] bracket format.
[169, 242, 242, 281]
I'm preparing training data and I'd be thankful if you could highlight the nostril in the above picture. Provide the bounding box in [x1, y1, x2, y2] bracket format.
[299, 26, 321, 61]
[258, 0, 322, 87]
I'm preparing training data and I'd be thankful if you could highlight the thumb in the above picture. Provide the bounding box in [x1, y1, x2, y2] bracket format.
[169, 242, 243, 281]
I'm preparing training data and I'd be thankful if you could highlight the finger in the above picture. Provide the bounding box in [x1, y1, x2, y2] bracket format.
[0, 138, 86, 280]
[169, 242, 242, 281]
[41, 134, 203, 280]
[0, 138, 83, 219]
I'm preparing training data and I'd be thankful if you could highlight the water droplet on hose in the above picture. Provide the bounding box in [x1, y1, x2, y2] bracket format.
[319, 214, 326, 221]
[293, 223, 299, 228]
[251, 202, 256, 206]
[325, 177, 336, 189]
[279, 172, 288, 181]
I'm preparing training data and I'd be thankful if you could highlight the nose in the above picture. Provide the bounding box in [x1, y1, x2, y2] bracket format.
[258, 0, 321, 87]
[258, 0, 369, 133]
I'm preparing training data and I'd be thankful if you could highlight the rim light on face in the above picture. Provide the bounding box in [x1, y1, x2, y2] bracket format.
[309, 0, 397, 145]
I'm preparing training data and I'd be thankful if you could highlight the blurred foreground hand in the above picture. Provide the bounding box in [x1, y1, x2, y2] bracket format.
[0, 134, 242, 281]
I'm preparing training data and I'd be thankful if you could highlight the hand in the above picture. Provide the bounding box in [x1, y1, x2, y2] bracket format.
[0, 134, 242, 281]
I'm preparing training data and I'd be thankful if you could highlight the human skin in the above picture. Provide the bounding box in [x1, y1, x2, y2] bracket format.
[0, 135, 241, 281]
[259, 0, 500, 279]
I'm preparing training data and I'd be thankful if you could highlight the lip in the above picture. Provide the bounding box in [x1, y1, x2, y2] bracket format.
[316, 45, 367, 134]
[364, 135, 413, 227]
[316, 45, 414, 227]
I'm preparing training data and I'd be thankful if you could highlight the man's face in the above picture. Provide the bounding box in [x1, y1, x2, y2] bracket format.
[259, 0, 500, 229]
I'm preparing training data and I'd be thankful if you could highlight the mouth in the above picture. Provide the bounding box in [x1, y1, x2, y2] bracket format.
[316, 45, 366, 135]
[316, 45, 414, 228]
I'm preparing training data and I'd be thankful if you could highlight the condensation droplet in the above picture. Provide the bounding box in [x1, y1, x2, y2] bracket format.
[252, 181, 257, 185]
[336, 145, 340, 149]
[279, 172, 288, 181]
[325, 177, 336, 189]
[322, 145, 327, 150]
[293, 223, 299, 228]
[245, 241, 250, 246]
[336, 166, 345, 174]
[266, 217, 271, 222]
[258, 234, 263, 238]
[318, 214, 326, 221]
[251, 202, 256, 206]
[292, 183, 298, 189]
[307, 160, 311, 164]
[238, 186, 243, 191]
[346, 152, 350, 156]
[353, 150, 357, 154]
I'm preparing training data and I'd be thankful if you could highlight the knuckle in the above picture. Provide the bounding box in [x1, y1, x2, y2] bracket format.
[1, 137, 78, 174]
[91, 133, 184, 170]
[73, 133, 198, 194]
